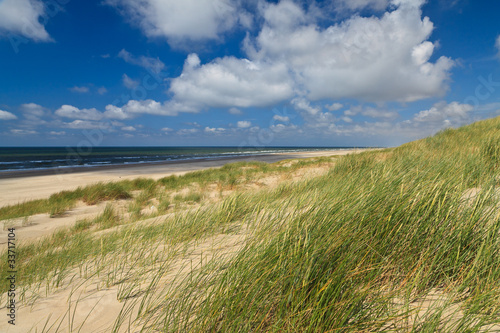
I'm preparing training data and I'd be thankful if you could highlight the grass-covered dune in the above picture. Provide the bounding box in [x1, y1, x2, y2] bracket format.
[161, 117, 500, 332]
[3, 117, 500, 332]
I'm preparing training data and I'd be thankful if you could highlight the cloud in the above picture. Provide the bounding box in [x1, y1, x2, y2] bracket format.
[57, 99, 194, 122]
[169, 54, 294, 108]
[0, 0, 51, 41]
[98, 87, 108, 95]
[237, 120, 251, 128]
[229, 107, 243, 115]
[63, 120, 106, 130]
[361, 107, 398, 119]
[333, 0, 389, 12]
[496, 35, 500, 59]
[244, 0, 454, 103]
[121, 126, 136, 132]
[69, 86, 90, 93]
[269, 122, 298, 133]
[103, 105, 131, 120]
[412, 101, 473, 124]
[0, 110, 17, 120]
[117, 0, 454, 121]
[122, 74, 139, 89]
[20, 103, 48, 126]
[163, 0, 453, 117]
[326, 103, 344, 112]
[273, 115, 290, 122]
[20, 103, 46, 117]
[177, 128, 199, 135]
[11, 129, 37, 135]
[113, 100, 176, 117]
[161, 127, 173, 132]
[344, 106, 362, 116]
[205, 126, 226, 134]
[104, 99, 198, 120]
[118, 49, 165, 74]
[49, 131, 66, 136]
[184, 121, 201, 127]
[106, 0, 243, 44]
[55, 105, 103, 121]
[292, 98, 321, 115]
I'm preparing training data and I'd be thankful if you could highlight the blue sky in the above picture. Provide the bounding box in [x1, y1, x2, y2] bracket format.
[0, 0, 499, 147]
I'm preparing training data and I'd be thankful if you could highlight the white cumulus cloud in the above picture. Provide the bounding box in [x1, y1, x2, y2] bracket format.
[20, 103, 46, 116]
[326, 103, 344, 112]
[0, 110, 17, 120]
[106, 0, 243, 44]
[205, 126, 226, 134]
[245, 0, 454, 103]
[56, 105, 103, 121]
[237, 120, 251, 128]
[292, 98, 321, 116]
[0, 0, 51, 41]
[169, 54, 294, 108]
[19, 103, 48, 126]
[162, 0, 454, 116]
[64, 120, 106, 130]
[273, 115, 290, 122]
[104, 99, 198, 120]
[412, 101, 473, 124]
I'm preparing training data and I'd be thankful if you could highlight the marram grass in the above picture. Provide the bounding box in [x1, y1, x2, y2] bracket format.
[156, 118, 500, 332]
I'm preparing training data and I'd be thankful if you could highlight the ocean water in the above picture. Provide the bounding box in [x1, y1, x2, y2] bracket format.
[0, 147, 355, 172]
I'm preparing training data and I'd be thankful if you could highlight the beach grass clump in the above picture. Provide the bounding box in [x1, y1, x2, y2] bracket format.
[95, 204, 119, 229]
[71, 219, 94, 233]
[80, 182, 132, 205]
[158, 198, 171, 213]
[0, 182, 131, 221]
[180, 191, 203, 203]
[0, 199, 47, 221]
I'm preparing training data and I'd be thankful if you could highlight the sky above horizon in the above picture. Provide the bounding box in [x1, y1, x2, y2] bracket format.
[0, 0, 499, 147]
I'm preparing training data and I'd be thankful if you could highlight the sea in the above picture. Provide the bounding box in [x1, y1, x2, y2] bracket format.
[0, 147, 358, 173]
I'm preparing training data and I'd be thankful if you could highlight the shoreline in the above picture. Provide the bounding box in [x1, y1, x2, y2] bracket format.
[0, 149, 369, 207]
[0, 149, 370, 180]
[0, 154, 271, 179]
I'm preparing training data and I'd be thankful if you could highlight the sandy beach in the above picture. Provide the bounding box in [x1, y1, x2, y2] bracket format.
[0, 150, 365, 207]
